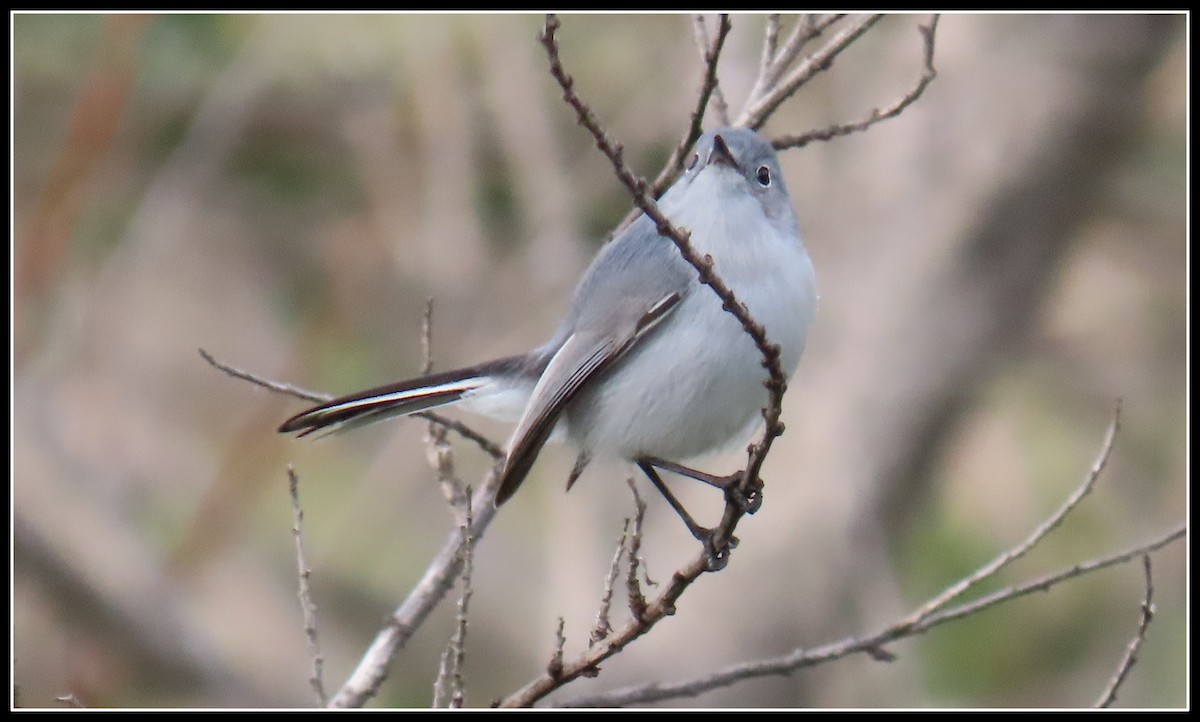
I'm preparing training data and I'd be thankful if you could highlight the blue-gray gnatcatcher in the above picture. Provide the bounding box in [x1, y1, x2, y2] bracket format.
[280, 128, 817, 544]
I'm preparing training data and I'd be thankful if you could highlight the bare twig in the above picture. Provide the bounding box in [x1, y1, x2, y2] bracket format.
[447, 492, 475, 708]
[564, 526, 1185, 707]
[736, 14, 884, 130]
[590, 519, 629, 647]
[330, 476, 501, 708]
[287, 467, 327, 706]
[555, 405, 1171, 707]
[199, 347, 324, 403]
[548, 617, 567, 679]
[420, 297, 435, 376]
[638, 13, 732, 221]
[746, 13, 838, 110]
[917, 527, 1182, 629]
[691, 14, 731, 127]
[623, 479, 649, 622]
[1095, 555, 1157, 708]
[772, 15, 940, 151]
[900, 401, 1120, 630]
[538, 13, 788, 505]
[756, 14, 783, 81]
[766, 14, 843, 86]
[495, 17, 798, 706]
[199, 347, 503, 459]
[432, 648, 454, 708]
[419, 300, 469, 511]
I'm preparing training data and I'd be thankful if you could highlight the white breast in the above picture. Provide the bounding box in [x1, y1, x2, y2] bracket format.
[567, 174, 817, 463]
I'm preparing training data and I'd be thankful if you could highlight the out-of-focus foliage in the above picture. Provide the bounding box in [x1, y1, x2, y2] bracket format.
[12, 12, 1186, 709]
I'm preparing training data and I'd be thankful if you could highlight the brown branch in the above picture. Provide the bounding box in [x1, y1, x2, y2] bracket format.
[500, 553, 714, 707]
[756, 14, 783, 82]
[736, 13, 884, 130]
[745, 13, 841, 111]
[563, 525, 1184, 707]
[766, 14, 843, 86]
[646, 13, 731, 199]
[538, 14, 788, 500]
[419, 300, 470, 511]
[772, 15, 940, 151]
[1095, 555, 1157, 708]
[899, 400, 1120, 631]
[446, 493, 475, 708]
[623, 479, 650, 622]
[287, 466, 327, 707]
[547, 617, 567, 680]
[690, 14, 731, 128]
[553, 404, 1163, 706]
[496, 16, 796, 707]
[590, 519, 628, 647]
[329, 475, 502, 708]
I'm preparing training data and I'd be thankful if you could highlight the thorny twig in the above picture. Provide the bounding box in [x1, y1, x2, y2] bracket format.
[736, 14, 884, 129]
[772, 15, 940, 151]
[287, 467, 327, 706]
[1095, 555, 1157, 708]
[563, 525, 1185, 708]
[590, 519, 629, 647]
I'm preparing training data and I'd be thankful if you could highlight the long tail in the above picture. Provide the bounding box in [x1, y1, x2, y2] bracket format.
[277, 354, 532, 438]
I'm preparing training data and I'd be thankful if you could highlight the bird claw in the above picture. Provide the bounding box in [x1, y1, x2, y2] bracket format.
[700, 529, 738, 572]
[725, 482, 763, 515]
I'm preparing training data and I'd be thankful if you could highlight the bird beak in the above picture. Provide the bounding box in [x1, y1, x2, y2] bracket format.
[708, 133, 739, 170]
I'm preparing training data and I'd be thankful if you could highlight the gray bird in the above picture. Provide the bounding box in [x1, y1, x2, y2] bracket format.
[280, 127, 818, 548]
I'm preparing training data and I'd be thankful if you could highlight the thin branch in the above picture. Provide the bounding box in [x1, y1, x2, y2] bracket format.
[624, 479, 649, 622]
[447, 492, 475, 708]
[563, 526, 1185, 708]
[496, 17, 794, 706]
[419, 300, 470, 511]
[590, 519, 628, 647]
[1095, 555, 1157, 708]
[918, 527, 1182, 630]
[767, 14, 843, 86]
[641, 13, 732, 214]
[691, 14, 730, 128]
[745, 13, 839, 110]
[329, 476, 502, 708]
[199, 347, 324, 403]
[772, 15, 940, 151]
[538, 15, 788, 510]
[548, 617, 567, 679]
[287, 467, 327, 707]
[420, 297, 435, 376]
[554, 407, 1162, 707]
[736, 14, 884, 130]
[199, 347, 503, 459]
[432, 648, 454, 708]
[756, 14, 783, 81]
[900, 401, 1120, 630]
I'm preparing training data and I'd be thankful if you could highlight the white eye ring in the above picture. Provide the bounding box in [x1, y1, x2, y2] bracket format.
[756, 165, 771, 187]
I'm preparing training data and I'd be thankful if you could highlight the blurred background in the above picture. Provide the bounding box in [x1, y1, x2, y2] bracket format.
[11, 12, 1187, 709]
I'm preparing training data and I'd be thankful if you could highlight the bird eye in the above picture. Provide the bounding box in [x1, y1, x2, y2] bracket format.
[756, 165, 771, 187]
[687, 152, 699, 172]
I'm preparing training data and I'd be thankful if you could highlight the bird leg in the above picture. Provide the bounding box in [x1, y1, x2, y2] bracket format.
[640, 456, 763, 514]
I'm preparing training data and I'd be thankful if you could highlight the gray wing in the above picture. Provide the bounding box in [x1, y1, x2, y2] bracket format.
[494, 216, 695, 505]
[495, 291, 681, 505]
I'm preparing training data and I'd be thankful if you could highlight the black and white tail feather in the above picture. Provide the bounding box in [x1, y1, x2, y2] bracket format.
[278, 354, 535, 440]
[277, 290, 681, 506]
